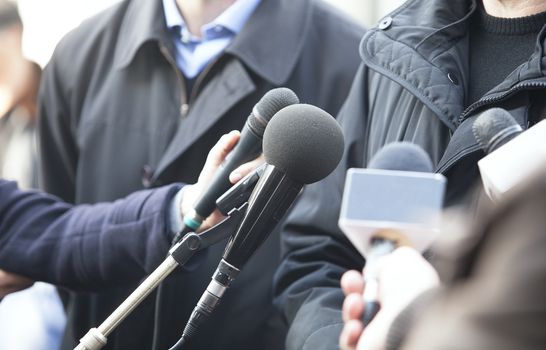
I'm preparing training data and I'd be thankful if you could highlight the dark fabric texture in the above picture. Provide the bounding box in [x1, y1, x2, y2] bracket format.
[0, 179, 179, 288]
[37, 0, 365, 349]
[467, 5, 546, 105]
[273, 0, 546, 349]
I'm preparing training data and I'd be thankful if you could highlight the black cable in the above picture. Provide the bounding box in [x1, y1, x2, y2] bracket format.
[151, 281, 165, 350]
[152, 226, 190, 349]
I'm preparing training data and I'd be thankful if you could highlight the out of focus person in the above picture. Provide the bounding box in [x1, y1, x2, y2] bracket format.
[0, 0, 38, 188]
[37, 0, 365, 349]
[0, 1, 65, 349]
[339, 165, 546, 350]
[274, 0, 546, 349]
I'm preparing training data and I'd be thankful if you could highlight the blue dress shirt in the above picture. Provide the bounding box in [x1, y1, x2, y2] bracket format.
[162, 0, 262, 79]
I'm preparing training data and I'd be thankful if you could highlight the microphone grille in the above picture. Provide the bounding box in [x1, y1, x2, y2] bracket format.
[472, 108, 522, 154]
[368, 142, 433, 173]
[263, 104, 344, 184]
[250, 88, 300, 137]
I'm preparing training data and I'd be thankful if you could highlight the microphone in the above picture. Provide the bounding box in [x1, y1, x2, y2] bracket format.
[181, 88, 300, 235]
[174, 104, 344, 348]
[473, 108, 546, 200]
[338, 142, 446, 325]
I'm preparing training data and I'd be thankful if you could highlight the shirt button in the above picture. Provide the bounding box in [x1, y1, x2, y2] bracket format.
[378, 16, 393, 30]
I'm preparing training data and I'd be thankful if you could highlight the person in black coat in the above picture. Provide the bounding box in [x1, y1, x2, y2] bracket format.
[274, 0, 546, 349]
[38, 0, 365, 349]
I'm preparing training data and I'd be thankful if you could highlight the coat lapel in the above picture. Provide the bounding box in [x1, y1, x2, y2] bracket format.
[153, 59, 256, 180]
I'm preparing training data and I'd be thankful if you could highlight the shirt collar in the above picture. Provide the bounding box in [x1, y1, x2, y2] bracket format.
[116, 0, 309, 86]
[162, 0, 262, 38]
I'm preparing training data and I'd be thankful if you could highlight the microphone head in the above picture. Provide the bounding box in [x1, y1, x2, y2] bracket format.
[263, 104, 344, 184]
[250, 88, 300, 137]
[368, 142, 433, 173]
[472, 108, 523, 154]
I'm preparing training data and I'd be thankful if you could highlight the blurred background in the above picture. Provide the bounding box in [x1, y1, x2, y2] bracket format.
[17, 0, 406, 67]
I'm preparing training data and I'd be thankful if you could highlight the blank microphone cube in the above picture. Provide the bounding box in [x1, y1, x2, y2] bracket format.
[338, 168, 446, 257]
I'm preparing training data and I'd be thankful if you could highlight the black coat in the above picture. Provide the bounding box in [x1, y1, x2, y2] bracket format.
[37, 0, 364, 349]
[274, 0, 546, 349]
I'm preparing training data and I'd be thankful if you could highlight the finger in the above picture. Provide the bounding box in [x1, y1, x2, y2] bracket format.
[229, 155, 265, 183]
[341, 270, 364, 296]
[207, 130, 241, 167]
[339, 319, 363, 350]
[342, 293, 364, 322]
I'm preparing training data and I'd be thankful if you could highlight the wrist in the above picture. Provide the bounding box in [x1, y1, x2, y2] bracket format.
[168, 186, 187, 234]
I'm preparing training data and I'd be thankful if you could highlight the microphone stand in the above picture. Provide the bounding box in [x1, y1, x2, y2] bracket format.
[73, 203, 248, 350]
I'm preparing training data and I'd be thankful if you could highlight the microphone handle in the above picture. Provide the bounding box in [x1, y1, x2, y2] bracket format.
[177, 166, 303, 347]
[362, 238, 397, 326]
[193, 125, 262, 219]
[362, 301, 381, 327]
[222, 165, 302, 268]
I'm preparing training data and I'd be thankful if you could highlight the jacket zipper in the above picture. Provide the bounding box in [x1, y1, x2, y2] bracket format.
[438, 81, 546, 174]
[159, 44, 189, 118]
[458, 81, 546, 124]
[160, 43, 223, 117]
[188, 56, 222, 107]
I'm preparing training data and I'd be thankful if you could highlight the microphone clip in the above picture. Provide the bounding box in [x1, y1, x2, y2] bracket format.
[170, 202, 248, 266]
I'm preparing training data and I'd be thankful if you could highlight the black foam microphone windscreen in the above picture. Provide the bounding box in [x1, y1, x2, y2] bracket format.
[263, 104, 345, 184]
[472, 108, 522, 154]
[368, 142, 433, 172]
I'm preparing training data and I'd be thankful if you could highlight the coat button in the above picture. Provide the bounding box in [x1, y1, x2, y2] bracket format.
[141, 165, 154, 188]
[378, 16, 393, 30]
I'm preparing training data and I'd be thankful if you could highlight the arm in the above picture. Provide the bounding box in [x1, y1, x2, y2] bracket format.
[0, 130, 260, 291]
[0, 179, 180, 290]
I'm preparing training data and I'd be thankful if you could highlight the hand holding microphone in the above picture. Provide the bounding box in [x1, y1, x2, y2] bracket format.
[179, 131, 264, 232]
[179, 88, 299, 238]
[340, 248, 439, 350]
[338, 142, 446, 348]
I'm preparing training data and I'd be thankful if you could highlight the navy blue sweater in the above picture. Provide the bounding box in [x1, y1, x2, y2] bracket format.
[0, 180, 180, 290]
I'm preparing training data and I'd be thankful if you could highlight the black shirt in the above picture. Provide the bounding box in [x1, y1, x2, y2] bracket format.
[468, 5, 546, 106]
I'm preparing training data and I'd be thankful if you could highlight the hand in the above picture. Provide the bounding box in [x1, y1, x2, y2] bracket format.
[339, 247, 439, 350]
[181, 130, 265, 231]
[0, 269, 34, 299]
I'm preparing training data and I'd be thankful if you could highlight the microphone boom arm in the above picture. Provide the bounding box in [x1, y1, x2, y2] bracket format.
[73, 203, 248, 350]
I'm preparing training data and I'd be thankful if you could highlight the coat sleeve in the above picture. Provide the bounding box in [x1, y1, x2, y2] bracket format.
[273, 65, 369, 350]
[0, 179, 181, 290]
